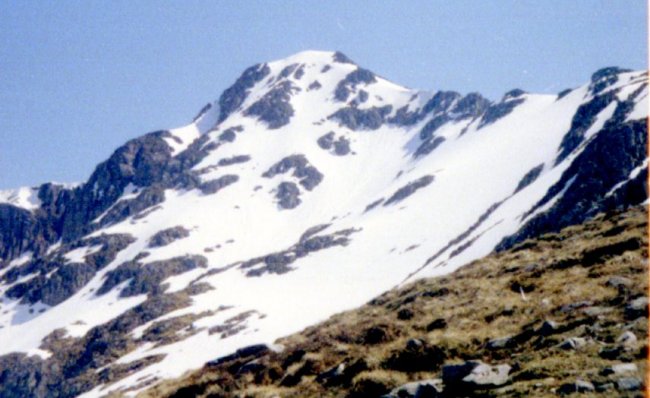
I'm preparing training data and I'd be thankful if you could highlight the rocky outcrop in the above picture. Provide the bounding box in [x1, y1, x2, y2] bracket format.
[329, 105, 393, 130]
[334, 68, 376, 102]
[497, 118, 647, 251]
[148, 226, 190, 248]
[384, 176, 434, 206]
[244, 81, 296, 129]
[263, 154, 323, 191]
[218, 63, 271, 123]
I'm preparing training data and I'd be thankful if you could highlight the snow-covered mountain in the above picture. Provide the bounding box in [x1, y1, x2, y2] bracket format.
[0, 50, 646, 397]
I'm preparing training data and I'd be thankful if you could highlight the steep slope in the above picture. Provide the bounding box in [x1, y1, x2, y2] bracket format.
[139, 205, 648, 398]
[0, 51, 646, 397]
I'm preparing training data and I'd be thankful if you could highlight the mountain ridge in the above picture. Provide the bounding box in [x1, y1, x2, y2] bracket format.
[0, 50, 646, 397]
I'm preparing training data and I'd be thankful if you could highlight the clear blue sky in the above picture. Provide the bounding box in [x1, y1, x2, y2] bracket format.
[1, 1, 646, 189]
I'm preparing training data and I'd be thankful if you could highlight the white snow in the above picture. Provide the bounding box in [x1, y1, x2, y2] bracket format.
[0, 187, 41, 211]
[1, 52, 647, 397]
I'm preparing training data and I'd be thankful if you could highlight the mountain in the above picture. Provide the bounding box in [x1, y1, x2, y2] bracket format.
[0, 50, 646, 397]
[140, 205, 648, 398]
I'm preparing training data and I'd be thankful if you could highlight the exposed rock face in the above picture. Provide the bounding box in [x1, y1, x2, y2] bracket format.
[334, 68, 377, 102]
[239, 228, 359, 277]
[4, 233, 135, 306]
[218, 63, 271, 123]
[148, 226, 190, 248]
[200, 175, 239, 195]
[384, 176, 434, 206]
[262, 154, 323, 191]
[244, 81, 296, 129]
[329, 105, 393, 130]
[497, 118, 647, 251]
[275, 181, 301, 209]
[97, 255, 207, 297]
[317, 132, 351, 156]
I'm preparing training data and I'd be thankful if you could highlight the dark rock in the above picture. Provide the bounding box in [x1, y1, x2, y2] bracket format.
[333, 51, 355, 64]
[537, 320, 558, 336]
[278, 63, 298, 79]
[218, 63, 271, 123]
[450, 92, 491, 120]
[328, 105, 392, 130]
[497, 117, 647, 252]
[362, 325, 394, 345]
[364, 198, 384, 212]
[263, 154, 323, 191]
[557, 379, 595, 395]
[218, 125, 244, 142]
[514, 164, 544, 193]
[555, 90, 618, 165]
[334, 68, 377, 102]
[504, 88, 526, 99]
[557, 88, 573, 99]
[478, 97, 525, 128]
[199, 175, 239, 195]
[426, 318, 447, 331]
[148, 226, 190, 248]
[397, 308, 414, 320]
[442, 360, 511, 390]
[419, 115, 451, 141]
[207, 344, 269, 367]
[317, 132, 335, 150]
[624, 296, 648, 320]
[97, 255, 207, 298]
[559, 337, 587, 350]
[244, 81, 296, 129]
[308, 80, 322, 91]
[590, 66, 632, 95]
[217, 155, 251, 167]
[384, 176, 434, 206]
[275, 182, 301, 210]
[384, 340, 446, 372]
[414, 136, 446, 158]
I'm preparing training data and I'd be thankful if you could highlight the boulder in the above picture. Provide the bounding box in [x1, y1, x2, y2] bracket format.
[442, 360, 511, 390]
[557, 379, 595, 395]
[616, 377, 642, 391]
[383, 379, 443, 398]
[625, 296, 648, 320]
[601, 363, 637, 376]
[559, 337, 587, 350]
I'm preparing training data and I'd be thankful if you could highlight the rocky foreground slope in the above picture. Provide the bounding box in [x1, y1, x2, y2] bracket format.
[141, 206, 648, 398]
[0, 51, 647, 397]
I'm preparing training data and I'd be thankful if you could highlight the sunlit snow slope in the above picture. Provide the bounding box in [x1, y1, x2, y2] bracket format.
[0, 51, 646, 398]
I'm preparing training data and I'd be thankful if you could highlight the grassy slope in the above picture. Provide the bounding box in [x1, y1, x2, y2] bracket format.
[139, 206, 648, 398]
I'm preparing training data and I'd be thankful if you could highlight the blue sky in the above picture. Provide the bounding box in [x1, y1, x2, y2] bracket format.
[0, 1, 647, 189]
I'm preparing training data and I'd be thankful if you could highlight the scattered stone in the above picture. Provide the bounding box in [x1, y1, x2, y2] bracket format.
[559, 337, 587, 350]
[537, 320, 558, 336]
[601, 363, 638, 376]
[397, 308, 414, 320]
[383, 379, 443, 398]
[557, 379, 595, 395]
[616, 377, 642, 391]
[487, 336, 513, 350]
[606, 276, 632, 289]
[442, 360, 511, 390]
[595, 382, 616, 392]
[426, 318, 447, 331]
[616, 331, 638, 348]
[624, 296, 648, 320]
[582, 306, 613, 317]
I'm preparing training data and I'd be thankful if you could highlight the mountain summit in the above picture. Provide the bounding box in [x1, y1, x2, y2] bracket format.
[0, 51, 647, 397]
